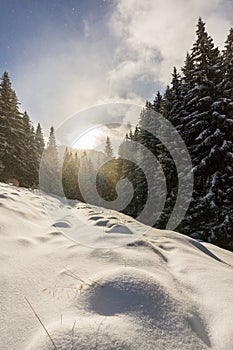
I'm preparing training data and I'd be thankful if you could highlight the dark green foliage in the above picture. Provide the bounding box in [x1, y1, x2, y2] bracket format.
[0, 72, 24, 182]
[176, 18, 233, 249]
[0, 72, 45, 188]
[35, 123, 45, 163]
[96, 157, 121, 202]
[40, 126, 61, 195]
[153, 91, 163, 113]
[118, 128, 145, 217]
[78, 151, 97, 204]
[116, 18, 233, 250]
[104, 136, 113, 158]
[62, 149, 82, 200]
[19, 112, 38, 187]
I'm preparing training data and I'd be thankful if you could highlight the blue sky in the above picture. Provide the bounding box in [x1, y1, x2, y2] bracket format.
[0, 0, 110, 69]
[0, 0, 232, 143]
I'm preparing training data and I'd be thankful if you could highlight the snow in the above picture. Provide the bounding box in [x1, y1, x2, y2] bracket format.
[0, 182, 233, 350]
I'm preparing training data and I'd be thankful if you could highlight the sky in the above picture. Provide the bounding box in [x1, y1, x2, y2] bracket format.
[0, 0, 233, 147]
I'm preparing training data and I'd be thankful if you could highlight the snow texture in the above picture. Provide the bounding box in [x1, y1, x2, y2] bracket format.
[0, 183, 233, 350]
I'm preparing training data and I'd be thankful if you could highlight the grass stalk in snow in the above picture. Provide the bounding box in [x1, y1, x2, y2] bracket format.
[71, 320, 77, 350]
[24, 297, 58, 350]
[65, 270, 103, 288]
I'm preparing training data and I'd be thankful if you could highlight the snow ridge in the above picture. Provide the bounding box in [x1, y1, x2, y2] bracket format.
[0, 183, 233, 350]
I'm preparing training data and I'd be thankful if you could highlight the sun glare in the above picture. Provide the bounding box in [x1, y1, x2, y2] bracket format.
[73, 128, 102, 150]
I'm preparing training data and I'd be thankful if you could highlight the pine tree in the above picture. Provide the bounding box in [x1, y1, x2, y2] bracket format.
[168, 67, 183, 127]
[153, 91, 163, 113]
[0, 72, 24, 183]
[136, 104, 163, 223]
[97, 157, 120, 202]
[40, 126, 60, 195]
[152, 80, 181, 229]
[118, 127, 144, 217]
[207, 28, 233, 249]
[19, 112, 37, 187]
[34, 123, 45, 185]
[179, 53, 196, 137]
[0, 125, 5, 176]
[62, 149, 82, 200]
[107, 19, 233, 249]
[222, 28, 233, 100]
[162, 86, 173, 119]
[35, 123, 45, 161]
[178, 18, 232, 247]
[78, 152, 96, 204]
[104, 136, 113, 158]
[62, 148, 72, 197]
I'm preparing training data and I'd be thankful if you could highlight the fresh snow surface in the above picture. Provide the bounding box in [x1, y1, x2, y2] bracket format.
[0, 182, 233, 350]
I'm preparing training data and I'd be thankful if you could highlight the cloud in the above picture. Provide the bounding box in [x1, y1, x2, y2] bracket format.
[109, 0, 232, 96]
[13, 0, 232, 141]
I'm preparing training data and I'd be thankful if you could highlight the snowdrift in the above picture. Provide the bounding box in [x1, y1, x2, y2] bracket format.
[0, 182, 233, 350]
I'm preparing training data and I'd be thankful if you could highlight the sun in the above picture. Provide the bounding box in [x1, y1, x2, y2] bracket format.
[73, 128, 102, 150]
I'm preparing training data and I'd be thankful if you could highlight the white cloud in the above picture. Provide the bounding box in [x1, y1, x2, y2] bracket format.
[109, 0, 232, 93]
[13, 0, 232, 139]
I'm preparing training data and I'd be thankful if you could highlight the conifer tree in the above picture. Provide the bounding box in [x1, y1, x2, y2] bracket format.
[207, 28, 233, 248]
[167, 67, 183, 127]
[0, 72, 24, 183]
[0, 127, 5, 176]
[222, 28, 233, 101]
[104, 136, 113, 158]
[40, 126, 60, 194]
[62, 149, 82, 200]
[118, 127, 144, 217]
[78, 152, 96, 204]
[136, 104, 161, 221]
[114, 19, 233, 249]
[35, 123, 45, 160]
[62, 148, 72, 197]
[34, 123, 45, 185]
[19, 112, 37, 187]
[178, 18, 232, 247]
[153, 91, 163, 113]
[162, 86, 173, 119]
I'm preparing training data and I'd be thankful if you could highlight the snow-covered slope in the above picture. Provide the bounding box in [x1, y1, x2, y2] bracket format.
[0, 183, 233, 350]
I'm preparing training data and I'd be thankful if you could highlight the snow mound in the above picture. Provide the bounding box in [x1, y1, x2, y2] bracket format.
[0, 183, 233, 350]
[26, 268, 211, 350]
[26, 318, 135, 350]
[38, 193, 144, 247]
[83, 268, 212, 350]
[105, 224, 133, 234]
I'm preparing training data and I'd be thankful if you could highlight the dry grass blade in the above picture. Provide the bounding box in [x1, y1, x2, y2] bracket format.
[71, 320, 77, 350]
[65, 271, 86, 283]
[65, 270, 102, 288]
[87, 277, 104, 287]
[72, 319, 76, 332]
[24, 297, 58, 350]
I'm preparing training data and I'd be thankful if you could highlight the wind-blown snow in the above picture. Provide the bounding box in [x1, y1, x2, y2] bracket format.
[0, 183, 233, 350]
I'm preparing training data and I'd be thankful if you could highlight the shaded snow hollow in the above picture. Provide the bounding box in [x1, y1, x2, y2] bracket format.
[0, 183, 233, 350]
